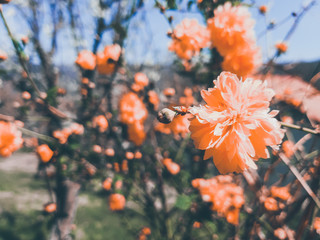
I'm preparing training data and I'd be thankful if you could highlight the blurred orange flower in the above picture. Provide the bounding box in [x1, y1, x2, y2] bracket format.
[259, 5, 268, 14]
[264, 197, 279, 211]
[75, 50, 96, 70]
[44, 202, 57, 213]
[274, 228, 287, 240]
[0, 49, 8, 61]
[169, 19, 209, 60]
[134, 72, 149, 88]
[0, 121, 23, 157]
[188, 72, 284, 174]
[97, 44, 121, 75]
[105, 148, 115, 157]
[282, 140, 294, 158]
[207, 2, 261, 77]
[93, 115, 109, 132]
[102, 177, 113, 191]
[36, 144, 54, 163]
[162, 158, 180, 175]
[148, 90, 159, 110]
[270, 185, 291, 201]
[109, 193, 126, 211]
[314, 217, 320, 234]
[163, 88, 176, 97]
[119, 92, 148, 146]
[155, 114, 190, 138]
[276, 42, 288, 53]
[22, 91, 31, 100]
[192, 175, 244, 225]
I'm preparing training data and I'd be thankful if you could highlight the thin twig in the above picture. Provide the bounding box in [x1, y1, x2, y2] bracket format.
[281, 122, 320, 136]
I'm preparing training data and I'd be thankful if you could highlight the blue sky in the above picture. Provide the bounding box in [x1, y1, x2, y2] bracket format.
[0, 0, 319, 66]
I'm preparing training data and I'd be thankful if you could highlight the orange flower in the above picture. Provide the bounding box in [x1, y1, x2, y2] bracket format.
[264, 197, 279, 211]
[22, 91, 31, 100]
[75, 50, 96, 70]
[169, 19, 209, 60]
[162, 158, 180, 175]
[125, 152, 134, 160]
[114, 162, 120, 172]
[314, 217, 320, 234]
[276, 42, 288, 53]
[109, 193, 126, 211]
[141, 227, 151, 235]
[274, 228, 287, 239]
[121, 160, 129, 173]
[93, 115, 109, 132]
[115, 180, 123, 190]
[93, 145, 102, 153]
[127, 122, 146, 146]
[207, 2, 261, 77]
[36, 144, 54, 163]
[270, 186, 291, 201]
[134, 72, 149, 88]
[207, 2, 256, 56]
[163, 88, 176, 97]
[221, 46, 262, 78]
[282, 140, 294, 158]
[102, 177, 113, 191]
[188, 72, 284, 173]
[44, 202, 57, 213]
[192, 176, 244, 225]
[21, 36, 29, 45]
[97, 44, 121, 75]
[105, 148, 115, 157]
[148, 90, 159, 110]
[135, 151, 142, 159]
[119, 92, 148, 146]
[69, 123, 84, 135]
[0, 49, 8, 61]
[193, 221, 201, 228]
[259, 5, 268, 14]
[0, 121, 23, 157]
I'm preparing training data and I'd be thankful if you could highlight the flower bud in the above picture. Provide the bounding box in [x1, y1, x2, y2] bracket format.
[157, 108, 176, 124]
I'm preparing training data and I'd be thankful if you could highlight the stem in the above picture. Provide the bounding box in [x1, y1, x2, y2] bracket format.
[281, 122, 320, 136]
[18, 127, 57, 144]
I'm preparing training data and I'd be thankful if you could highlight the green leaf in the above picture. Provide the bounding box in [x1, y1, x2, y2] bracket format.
[175, 194, 192, 210]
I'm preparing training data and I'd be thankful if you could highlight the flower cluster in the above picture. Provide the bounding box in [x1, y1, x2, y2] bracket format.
[97, 44, 121, 75]
[119, 92, 148, 146]
[192, 175, 244, 225]
[75, 50, 96, 70]
[92, 115, 109, 132]
[169, 19, 209, 60]
[0, 121, 23, 157]
[132, 72, 149, 92]
[188, 72, 284, 174]
[264, 185, 291, 211]
[109, 193, 126, 211]
[53, 123, 84, 144]
[207, 2, 261, 77]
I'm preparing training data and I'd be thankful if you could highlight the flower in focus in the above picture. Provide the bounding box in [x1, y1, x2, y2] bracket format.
[75, 50, 96, 70]
[162, 158, 180, 175]
[36, 144, 54, 163]
[119, 92, 148, 146]
[0, 121, 23, 157]
[276, 42, 288, 54]
[169, 19, 209, 60]
[0, 49, 8, 61]
[97, 44, 121, 75]
[93, 115, 109, 132]
[109, 193, 126, 211]
[207, 2, 261, 77]
[188, 72, 284, 174]
[192, 175, 244, 225]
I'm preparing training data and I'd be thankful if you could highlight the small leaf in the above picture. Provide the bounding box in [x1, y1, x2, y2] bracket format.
[175, 194, 192, 210]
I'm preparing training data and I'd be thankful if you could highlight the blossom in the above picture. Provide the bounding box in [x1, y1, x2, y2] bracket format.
[102, 177, 113, 191]
[148, 90, 159, 110]
[0, 121, 23, 157]
[282, 140, 294, 158]
[162, 158, 180, 175]
[163, 88, 176, 97]
[75, 50, 96, 70]
[105, 148, 115, 157]
[314, 217, 320, 234]
[188, 72, 284, 174]
[134, 72, 149, 88]
[92, 115, 109, 132]
[276, 42, 288, 54]
[169, 19, 209, 60]
[270, 185, 291, 201]
[36, 144, 54, 163]
[259, 5, 268, 14]
[192, 175, 244, 225]
[274, 228, 287, 240]
[207, 2, 255, 56]
[0, 49, 8, 61]
[155, 114, 190, 138]
[119, 92, 148, 146]
[44, 202, 57, 213]
[109, 193, 126, 211]
[207, 2, 261, 77]
[22, 91, 31, 100]
[97, 44, 121, 75]
[264, 197, 279, 211]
